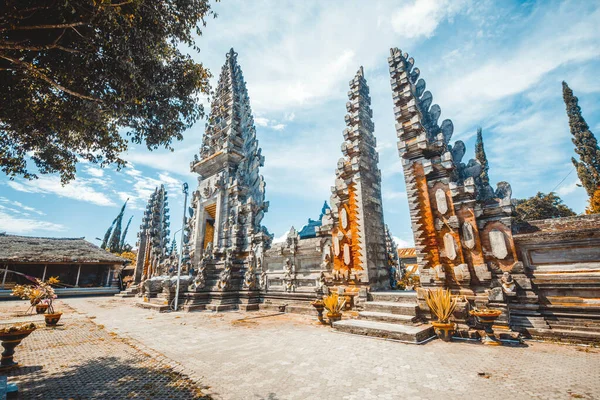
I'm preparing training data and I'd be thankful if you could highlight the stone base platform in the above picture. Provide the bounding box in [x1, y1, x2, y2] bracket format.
[333, 319, 434, 343]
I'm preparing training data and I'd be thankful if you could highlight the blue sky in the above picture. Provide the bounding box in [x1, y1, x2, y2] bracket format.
[1, 0, 599, 249]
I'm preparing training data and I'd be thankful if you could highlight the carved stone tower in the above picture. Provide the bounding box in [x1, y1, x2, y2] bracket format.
[320, 67, 390, 291]
[387, 48, 529, 325]
[133, 185, 170, 283]
[186, 48, 272, 310]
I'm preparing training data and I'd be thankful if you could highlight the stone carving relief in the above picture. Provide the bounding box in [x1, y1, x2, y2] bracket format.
[435, 189, 448, 214]
[340, 207, 349, 229]
[217, 249, 233, 291]
[283, 258, 297, 292]
[489, 229, 508, 259]
[343, 243, 351, 265]
[501, 272, 516, 294]
[462, 222, 476, 250]
[243, 249, 258, 290]
[443, 233, 457, 260]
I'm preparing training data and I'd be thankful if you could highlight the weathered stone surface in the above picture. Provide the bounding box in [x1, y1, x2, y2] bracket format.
[443, 233, 457, 260]
[435, 188, 448, 214]
[489, 229, 508, 259]
[462, 221, 475, 249]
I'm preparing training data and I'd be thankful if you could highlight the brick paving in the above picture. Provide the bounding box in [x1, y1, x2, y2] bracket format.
[2, 297, 600, 399]
[66, 297, 600, 400]
[0, 301, 210, 399]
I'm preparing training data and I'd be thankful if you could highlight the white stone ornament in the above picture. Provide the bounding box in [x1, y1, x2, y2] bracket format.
[462, 222, 475, 250]
[489, 229, 508, 259]
[343, 243, 351, 265]
[443, 233, 457, 260]
[435, 189, 448, 214]
[333, 234, 340, 256]
[340, 208, 349, 230]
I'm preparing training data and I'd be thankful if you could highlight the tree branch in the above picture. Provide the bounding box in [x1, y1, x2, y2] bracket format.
[0, 55, 100, 102]
[0, 22, 87, 32]
[0, 43, 79, 53]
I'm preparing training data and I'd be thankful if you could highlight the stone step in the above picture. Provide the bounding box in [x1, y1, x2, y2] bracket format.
[364, 301, 418, 315]
[527, 327, 600, 344]
[114, 293, 136, 298]
[358, 311, 417, 324]
[333, 319, 434, 343]
[370, 291, 417, 303]
[546, 323, 600, 333]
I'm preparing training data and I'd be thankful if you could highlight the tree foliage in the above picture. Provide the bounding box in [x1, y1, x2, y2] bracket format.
[562, 81, 600, 197]
[514, 192, 576, 221]
[586, 187, 600, 215]
[0, 0, 214, 183]
[474, 127, 489, 187]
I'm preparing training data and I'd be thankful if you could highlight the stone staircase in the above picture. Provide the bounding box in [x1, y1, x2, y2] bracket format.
[115, 286, 139, 298]
[333, 291, 435, 344]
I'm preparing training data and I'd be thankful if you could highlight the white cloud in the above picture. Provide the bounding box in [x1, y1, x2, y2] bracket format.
[0, 211, 65, 234]
[393, 236, 413, 249]
[284, 112, 296, 122]
[391, 0, 468, 39]
[0, 197, 45, 216]
[255, 117, 270, 127]
[435, 3, 600, 130]
[271, 124, 285, 131]
[114, 169, 184, 210]
[6, 176, 116, 207]
[556, 177, 581, 196]
[84, 166, 104, 178]
[272, 230, 290, 244]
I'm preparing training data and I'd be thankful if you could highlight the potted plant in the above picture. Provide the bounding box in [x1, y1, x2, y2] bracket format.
[11, 277, 62, 325]
[323, 293, 346, 326]
[0, 322, 36, 370]
[40, 278, 62, 326]
[310, 299, 326, 324]
[425, 288, 458, 342]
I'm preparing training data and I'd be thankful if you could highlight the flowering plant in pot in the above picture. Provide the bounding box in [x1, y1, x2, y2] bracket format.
[322, 293, 346, 326]
[11, 277, 62, 325]
[425, 288, 458, 342]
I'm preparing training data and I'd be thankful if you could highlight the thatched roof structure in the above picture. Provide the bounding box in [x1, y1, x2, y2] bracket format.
[0, 234, 128, 264]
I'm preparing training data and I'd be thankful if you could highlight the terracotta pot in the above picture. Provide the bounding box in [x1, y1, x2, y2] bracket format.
[35, 303, 49, 314]
[326, 312, 342, 326]
[431, 321, 455, 342]
[311, 301, 326, 324]
[0, 328, 36, 370]
[470, 309, 502, 346]
[44, 312, 63, 327]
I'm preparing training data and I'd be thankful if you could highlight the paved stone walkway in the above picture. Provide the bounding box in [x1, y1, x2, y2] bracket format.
[0, 301, 210, 399]
[64, 297, 600, 400]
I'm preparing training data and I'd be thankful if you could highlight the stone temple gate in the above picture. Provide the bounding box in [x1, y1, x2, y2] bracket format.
[125, 47, 600, 343]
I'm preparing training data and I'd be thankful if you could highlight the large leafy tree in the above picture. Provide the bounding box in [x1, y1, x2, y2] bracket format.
[562, 81, 600, 197]
[514, 192, 576, 222]
[0, 0, 214, 183]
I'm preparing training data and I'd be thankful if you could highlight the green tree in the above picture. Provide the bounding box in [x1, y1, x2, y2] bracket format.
[0, 0, 214, 183]
[562, 81, 600, 197]
[515, 192, 576, 221]
[474, 127, 489, 187]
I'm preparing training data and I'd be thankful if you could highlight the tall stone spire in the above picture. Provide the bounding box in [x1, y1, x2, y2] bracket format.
[387, 47, 518, 290]
[187, 49, 271, 310]
[325, 66, 389, 289]
[133, 185, 170, 283]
